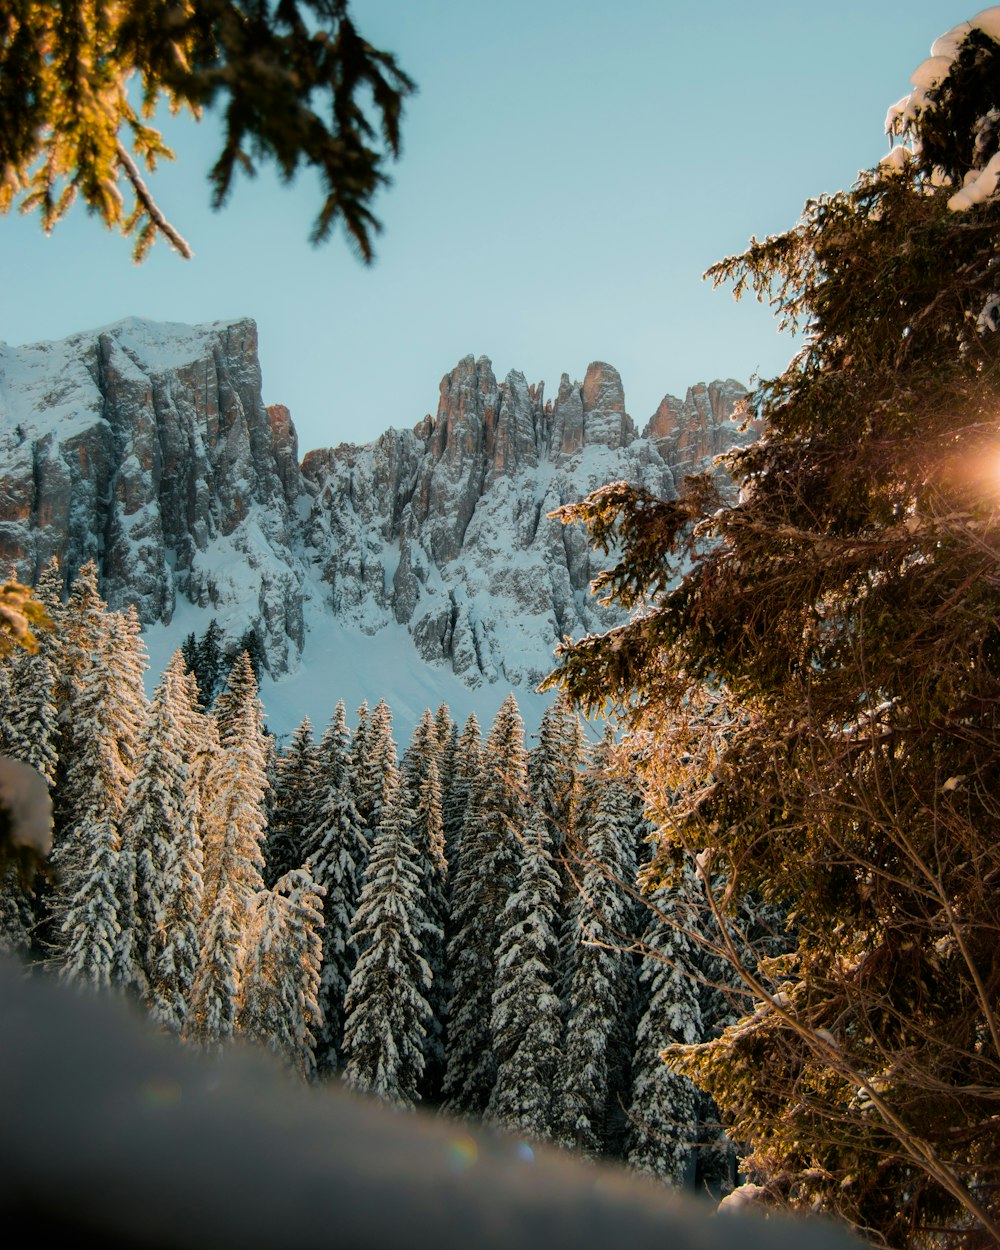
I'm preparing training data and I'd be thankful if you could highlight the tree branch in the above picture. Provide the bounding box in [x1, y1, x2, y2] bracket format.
[115, 141, 193, 260]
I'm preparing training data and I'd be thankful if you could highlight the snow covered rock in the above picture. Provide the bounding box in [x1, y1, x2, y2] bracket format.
[0, 318, 306, 672]
[0, 318, 750, 692]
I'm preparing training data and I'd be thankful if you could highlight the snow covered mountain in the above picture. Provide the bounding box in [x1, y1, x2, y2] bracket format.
[0, 317, 750, 731]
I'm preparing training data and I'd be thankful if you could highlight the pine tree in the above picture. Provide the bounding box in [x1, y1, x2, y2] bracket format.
[188, 659, 268, 1045]
[401, 708, 448, 1099]
[441, 712, 481, 873]
[314, 700, 353, 812]
[529, 694, 584, 854]
[342, 754, 433, 1108]
[559, 729, 641, 1157]
[548, 17, 1000, 1243]
[265, 716, 318, 886]
[229, 626, 265, 684]
[353, 698, 394, 835]
[194, 618, 225, 707]
[442, 694, 528, 1116]
[59, 813, 122, 990]
[433, 703, 457, 789]
[4, 646, 58, 786]
[238, 866, 325, 1079]
[307, 701, 368, 1071]
[626, 872, 704, 1188]
[484, 808, 563, 1141]
[49, 566, 144, 972]
[120, 652, 203, 1029]
[0, 2, 415, 262]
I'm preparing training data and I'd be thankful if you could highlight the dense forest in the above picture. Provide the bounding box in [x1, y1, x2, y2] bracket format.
[0, 559, 770, 1190]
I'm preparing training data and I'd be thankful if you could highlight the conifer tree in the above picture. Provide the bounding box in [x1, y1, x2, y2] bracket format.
[402, 708, 448, 1098]
[433, 703, 457, 788]
[342, 755, 433, 1108]
[238, 866, 325, 1079]
[265, 716, 318, 886]
[549, 17, 1000, 1242]
[442, 694, 528, 1116]
[59, 813, 121, 990]
[353, 698, 394, 834]
[559, 728, 641, 1157]
[194, 618, 226, 707]
[0, 2, 415, 262]
[120, 652, 203, 1028]
[441, 712, 481, 873]
[50, 567, 143, 971]
[529, 694, 584, 854]
[626, 873, 704, 1188]
[3, 646, 58, 786]
[188, 659, 268, 1045]
[307, 701, 368, 1071]
[484, 808, 563, 1141]
[315, 701, 351, 790]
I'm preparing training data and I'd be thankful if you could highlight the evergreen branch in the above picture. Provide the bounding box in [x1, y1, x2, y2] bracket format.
[115, 139, 193, 260]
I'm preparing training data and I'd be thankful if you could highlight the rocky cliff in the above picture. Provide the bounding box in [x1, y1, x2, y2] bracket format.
[0, 318, 750, 689]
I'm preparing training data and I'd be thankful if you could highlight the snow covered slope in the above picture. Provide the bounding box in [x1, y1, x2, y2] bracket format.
[0, 318, 751, 737]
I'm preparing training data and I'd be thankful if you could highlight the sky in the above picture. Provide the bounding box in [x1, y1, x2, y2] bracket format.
[0, 1, 973, 456]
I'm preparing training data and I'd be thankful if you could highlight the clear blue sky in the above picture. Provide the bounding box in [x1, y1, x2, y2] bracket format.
[0, 1, 970, 454]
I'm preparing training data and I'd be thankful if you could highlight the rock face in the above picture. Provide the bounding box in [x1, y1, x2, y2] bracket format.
[0, 318, 749, 689]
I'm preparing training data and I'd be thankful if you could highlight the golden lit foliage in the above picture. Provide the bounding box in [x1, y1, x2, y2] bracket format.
[0, 1, 414, 260]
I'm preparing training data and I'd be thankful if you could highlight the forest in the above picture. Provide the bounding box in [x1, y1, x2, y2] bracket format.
[0, 558, 761, 1192]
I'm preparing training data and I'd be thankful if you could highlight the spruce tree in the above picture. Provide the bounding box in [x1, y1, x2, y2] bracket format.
[401, 708, 448, 1099]
[441, 712, 481, 873]
[120, 652, 203, 1029]
[306, 701, 368, 1071]
[194, 618, 225, 707]
[50, 566, 142, 972]
[238, 866, 325, 1079]
[529, 694, 584, 853]
[59, 813, 121, 989]
[342, 755, 433, 1108]
[353, 698, 394, 835]
[188, 659, 268, 1045]
[626, 873, 704, 1188]
[559, 728, 641, 1157]
[266, 716, 319, 886]
[442, 694, 528, 1116]
[484, 808, 563, 1141]
[549, 17, 1000, 1243]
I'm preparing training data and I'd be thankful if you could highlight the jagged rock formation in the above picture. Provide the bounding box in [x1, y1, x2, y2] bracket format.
[0, 318, 749, 689]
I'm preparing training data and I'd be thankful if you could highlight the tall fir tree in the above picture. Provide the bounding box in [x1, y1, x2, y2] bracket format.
[342, 753, 434, 1108]
[626, 871, 704, 1188]
[238, 866, 325, 1079]
[353, 698, 394, 835]
[559, 728, 641, 1157]
[484, 807, 564, 1141]
[51, 566, 145, 976]
[306, 701, 368, 1072]
[120, 652, 204, 1030]
[265, 716, 319, 886]
[442, 694, 528, 1116]
[529, 694, 584, 854]
[401, 708, 448, 1099]
[194, 618, 225, 707]
[441, 712, 481, 874]
[58, 813, 121, 989]
[188, 657, 268, 1045]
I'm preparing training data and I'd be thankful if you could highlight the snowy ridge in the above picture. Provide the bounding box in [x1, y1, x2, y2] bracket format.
[0, 318, 749, 737]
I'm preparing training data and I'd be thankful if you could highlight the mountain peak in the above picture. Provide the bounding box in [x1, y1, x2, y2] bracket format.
[0, 322, 750, 697]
